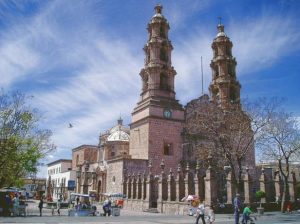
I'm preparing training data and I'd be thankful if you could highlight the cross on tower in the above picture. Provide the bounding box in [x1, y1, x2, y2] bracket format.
[218, 16, 222, 25]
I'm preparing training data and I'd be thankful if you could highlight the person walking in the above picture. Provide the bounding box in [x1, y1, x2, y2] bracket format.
[38, 198, 44, 216]
[12, 194, 20, 217]
[57, 198, 61, 216]
[102, 198, 112, 216]
[233, 194, 242, 224]
[195, 199, 206, 224]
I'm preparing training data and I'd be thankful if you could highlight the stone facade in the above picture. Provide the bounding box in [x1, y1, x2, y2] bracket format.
[130, 4, 185, 174]
[49, 4, 281, 214]
[71, 145, 98, 170]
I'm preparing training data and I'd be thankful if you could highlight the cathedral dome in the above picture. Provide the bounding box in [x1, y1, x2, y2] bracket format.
[107, 117, 130, 142]
[109, 117, 129, 134]
[107, 130, 130, 142]
[109, 125, 129, 134]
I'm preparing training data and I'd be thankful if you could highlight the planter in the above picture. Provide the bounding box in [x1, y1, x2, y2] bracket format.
[257, 207, 264, 215]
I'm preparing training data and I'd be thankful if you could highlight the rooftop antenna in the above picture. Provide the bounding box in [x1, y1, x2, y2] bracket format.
[201, 56, 204, 95]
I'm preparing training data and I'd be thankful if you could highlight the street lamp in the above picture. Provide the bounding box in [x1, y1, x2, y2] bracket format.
[76, 168, 82, 179]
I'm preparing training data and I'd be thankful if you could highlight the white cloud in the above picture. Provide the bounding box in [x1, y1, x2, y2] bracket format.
[0, 36, 40, 86]
[173, 27, 214, 104]
[229, 14, 300, 74]
[166, 0, 212, 30]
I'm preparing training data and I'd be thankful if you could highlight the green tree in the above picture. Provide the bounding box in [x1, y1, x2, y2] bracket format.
[0, 90, 55, 188]
[255, 190, 266, 208]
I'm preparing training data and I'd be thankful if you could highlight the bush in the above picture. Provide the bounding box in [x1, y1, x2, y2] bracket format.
[255, 190, 266, 199]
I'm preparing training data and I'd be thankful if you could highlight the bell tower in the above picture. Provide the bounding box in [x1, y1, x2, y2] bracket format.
[140, 4, 177, 101]
[209, 22, 241, 109]
[129, 5, 184, 174]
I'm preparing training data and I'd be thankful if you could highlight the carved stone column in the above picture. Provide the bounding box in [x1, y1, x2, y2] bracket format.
[127, 174, 132, 199]
[274, 170, 281, 202]
[184, 163, 190, 196]
[204, 155, 217, 206]
[259, 167, 266, 204]
[288, 170, 296, 202]
[145, 161, 153, 207]
[226, 170, 234, 204]
[175, 164, 181, 202]
[244, 167, 251, 204]
[157, 160, 165, 213]
[194, 161, 200, 197]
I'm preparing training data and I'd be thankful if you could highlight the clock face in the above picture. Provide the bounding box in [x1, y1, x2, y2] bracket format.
[163, 109, 172, 118]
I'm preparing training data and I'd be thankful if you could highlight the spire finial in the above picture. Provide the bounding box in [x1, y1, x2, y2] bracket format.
[155, 4, 162, 14]
[218, 16, 222, 25]
[117, 116, 123, 125]
[217, 17, 225, 34]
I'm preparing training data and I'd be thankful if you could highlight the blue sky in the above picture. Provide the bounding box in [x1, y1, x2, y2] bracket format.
[0, 0, 299, 177]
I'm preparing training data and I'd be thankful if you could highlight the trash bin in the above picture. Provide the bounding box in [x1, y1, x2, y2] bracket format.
[111, 207, 120, 216]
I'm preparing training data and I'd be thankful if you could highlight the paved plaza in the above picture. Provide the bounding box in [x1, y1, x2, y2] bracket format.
[0, 201, 299, 224]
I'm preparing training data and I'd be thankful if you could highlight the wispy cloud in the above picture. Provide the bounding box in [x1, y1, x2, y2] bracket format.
[0, 1, 142, 167]
[0, 1, 299, 177]
[229, 13, 300, 74]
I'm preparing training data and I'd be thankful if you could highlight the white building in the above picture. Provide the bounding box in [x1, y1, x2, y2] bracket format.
[47, 159, 76, 201]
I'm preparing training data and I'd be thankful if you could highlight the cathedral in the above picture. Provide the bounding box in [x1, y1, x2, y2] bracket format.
[67, 5, 256, 211]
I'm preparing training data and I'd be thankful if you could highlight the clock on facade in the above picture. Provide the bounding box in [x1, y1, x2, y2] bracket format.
[163, 109, 172, 118]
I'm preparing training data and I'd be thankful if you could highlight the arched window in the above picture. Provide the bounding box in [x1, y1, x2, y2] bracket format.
[227, 64, 231, 76]
[163, 143, 173, 155]
[160, 73, 168, 90]
[214, 47, 218, 57]
[230, 87, 236, 103]
[226, 45, 232, 56]
[160, 25, 165, 38]
[215, 65, 219, 77]
[160, 47, 168, 62]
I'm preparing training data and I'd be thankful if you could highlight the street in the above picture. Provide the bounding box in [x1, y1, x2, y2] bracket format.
[0, 201, 299, 224]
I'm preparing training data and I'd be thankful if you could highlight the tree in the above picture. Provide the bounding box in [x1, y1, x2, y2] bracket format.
[255, 190, 266, 208]
[184, 96, 278, 194]
[258, 109, 300, 212]
[0, 90, 55, 188]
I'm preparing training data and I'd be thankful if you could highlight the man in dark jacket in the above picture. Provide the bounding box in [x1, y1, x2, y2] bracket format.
[38, 198, 44, 216]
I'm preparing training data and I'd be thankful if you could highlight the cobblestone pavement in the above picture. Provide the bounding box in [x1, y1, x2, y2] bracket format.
[0, 200, 299, 223]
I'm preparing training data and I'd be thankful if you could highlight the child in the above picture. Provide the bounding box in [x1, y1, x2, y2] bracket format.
[242, 204, 252, 224]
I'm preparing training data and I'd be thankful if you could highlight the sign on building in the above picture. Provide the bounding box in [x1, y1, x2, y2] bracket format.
[68, 180, 76, 191]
